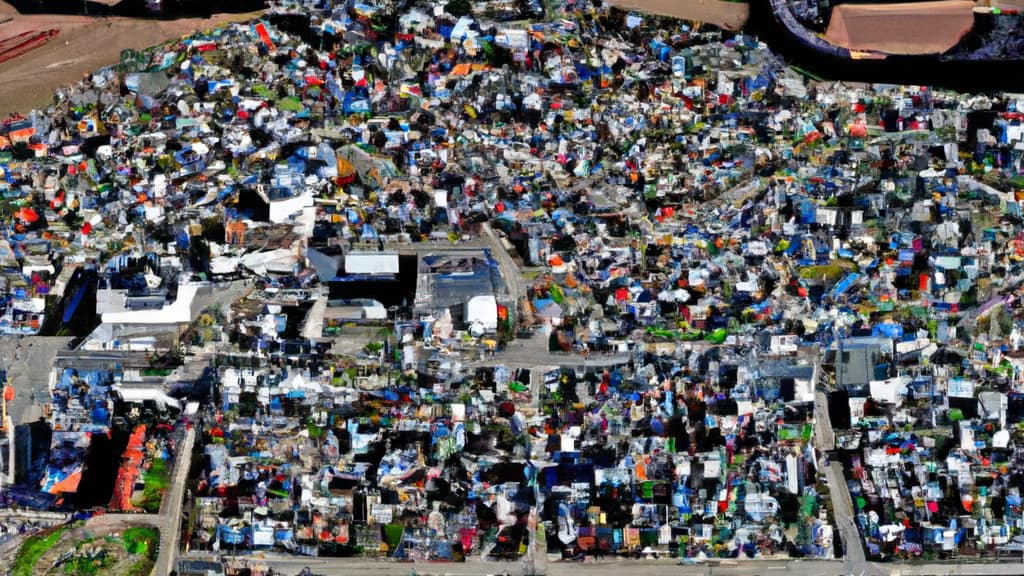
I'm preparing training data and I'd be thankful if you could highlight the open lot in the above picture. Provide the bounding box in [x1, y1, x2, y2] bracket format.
[607, 0, 749, 31]
[0, 0, 263, 115]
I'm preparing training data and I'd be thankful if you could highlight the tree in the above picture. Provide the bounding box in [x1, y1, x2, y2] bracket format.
[445, 0, 471, 16]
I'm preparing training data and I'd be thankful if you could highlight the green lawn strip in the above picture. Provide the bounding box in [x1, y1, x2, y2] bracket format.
[141, 456, 170, 513]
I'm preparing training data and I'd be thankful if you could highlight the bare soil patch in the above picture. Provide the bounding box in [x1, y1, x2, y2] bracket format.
[607, 0, 749, 31]
[0, 1, 263, 115]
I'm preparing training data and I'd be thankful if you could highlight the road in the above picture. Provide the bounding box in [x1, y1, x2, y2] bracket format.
[207, 551, 1024, 576]
[481, 222, 526, 305]
[467, 334, 731, 372]
[813, 391, 835, 452]
[347, 239, 490, 255]
[207, 555, 837, 576]
[0, 336, 73, 424]
[199, 553, 1024, 576]
[157, 425, 196, 576]
[84, 425, 195, 575]
[170, 351, 214, 383]
[825, 461, 869, 575]
[303, 297, 328, 340]
[55, 348, 156, 368]
[808, 341, 870, 575]
[466, 338, 632, 371]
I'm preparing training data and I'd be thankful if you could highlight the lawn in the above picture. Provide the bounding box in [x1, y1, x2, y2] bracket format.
[122, 527, 159, 556]
[123, 527, 160, 576]
[12, 523, 75, 576]
[140, 457, 170, 513]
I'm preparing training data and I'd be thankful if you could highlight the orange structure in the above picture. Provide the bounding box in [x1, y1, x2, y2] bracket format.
[110, 425, 147, 511]
[226, 220, 248, 246]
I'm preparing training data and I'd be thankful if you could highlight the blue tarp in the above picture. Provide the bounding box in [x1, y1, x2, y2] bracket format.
[217, 525, 246, 545]
[872, 323, 904, 339]
[63, 283, 88, 323]
[830, 273, 860, 298]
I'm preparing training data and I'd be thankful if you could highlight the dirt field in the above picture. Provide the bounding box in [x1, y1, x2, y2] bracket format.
[0, 1, 263, 115]
[825, 0, 975, 55]
[607, 0, 749, 31]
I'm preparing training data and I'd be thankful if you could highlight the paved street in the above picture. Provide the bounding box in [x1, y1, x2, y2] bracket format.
[158, 425, 196, 575]
[813, 391, 836, 452]
[826, 461, 872, 575]
[207, 555, 835, 576]
[465, 329, 632, 371]
[808, 344, 873, 576]
[0, 336, 72, 424]
[479, 223, 529, 311]
[203, 553, 1024, 576]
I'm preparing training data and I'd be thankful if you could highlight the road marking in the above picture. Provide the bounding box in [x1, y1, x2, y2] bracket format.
[45, 58, 82, 69]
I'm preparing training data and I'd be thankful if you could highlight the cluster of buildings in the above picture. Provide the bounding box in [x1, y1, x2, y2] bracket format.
[0, 0, 1023, 569]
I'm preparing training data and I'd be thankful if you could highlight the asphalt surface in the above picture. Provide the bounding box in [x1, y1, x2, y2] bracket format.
[55, 348, 159, 368]
[807, 343, 871, 575]
[465, 335, 632, 371]
[196, 554, 1024, 576]
[198, 555, 829, 576]
[826, 461, 870, 575]
[369, 239, 490, 253]
[158, 425, 196, 576]
[303, 297, 328, 340]
[200, 553, 1024, 576]
[0, 336, 72, 424]
[813, 391, 836, 452]
[481, 222, 526, 305]
[0, 334, 72, 424]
